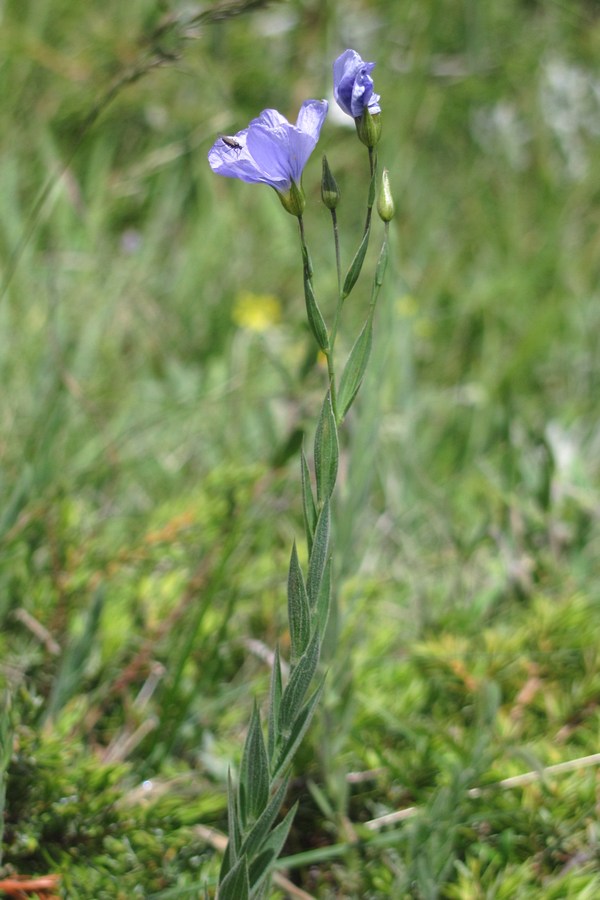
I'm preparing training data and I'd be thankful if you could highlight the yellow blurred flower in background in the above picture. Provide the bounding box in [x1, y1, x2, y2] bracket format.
[232, 290, 282, 332]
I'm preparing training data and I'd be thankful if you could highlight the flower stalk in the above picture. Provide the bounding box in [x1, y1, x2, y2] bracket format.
[208, 47, 391, 898]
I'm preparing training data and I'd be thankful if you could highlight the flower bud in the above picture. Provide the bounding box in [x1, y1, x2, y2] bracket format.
[277, 180, 306, 217]
[321, 155, 341, 210]
[377, 168, 395, 222]
[355, 109, 382, 148]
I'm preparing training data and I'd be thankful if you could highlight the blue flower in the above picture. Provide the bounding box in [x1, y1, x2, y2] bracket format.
[208, 100, 328, 214]
[333, 49, 381, 119]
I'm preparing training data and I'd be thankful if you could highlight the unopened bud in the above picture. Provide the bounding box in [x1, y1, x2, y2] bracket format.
[377, 169, 395, 222]
[277, 180, 306, 217]
[355, 109, 382, 149]
[321, 155, 341, 210]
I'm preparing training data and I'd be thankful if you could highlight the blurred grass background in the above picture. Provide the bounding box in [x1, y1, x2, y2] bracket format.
[1, 0, 600, 896]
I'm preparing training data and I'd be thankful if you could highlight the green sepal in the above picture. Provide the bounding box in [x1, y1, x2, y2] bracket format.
[272, 680, 325, 779]
[278, 629, 320, 734]
[300, 449, 317, 554]
[267, 645, 283, 764]
[307, 499, 330, 609]
[304, 272, 329, 351]
[314, 392, 338, 505]
[218, 854, 250, 900]
[239, 703, 269, 828]
[287, 542, 311, 665]
[337, 310, 374, 423]
[240, 776, 290, 860]
[248, 802, 299, 891]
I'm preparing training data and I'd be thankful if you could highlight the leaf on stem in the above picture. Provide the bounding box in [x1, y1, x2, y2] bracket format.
[307, 499, 330, 609]
[287, 542, 311, 665]
[304, 272, 329, 351]
[278, 629, 320, 734]
[239, 703, 269, 828]
[314, 392, 338, 505]
[273, 679, 325, 779]
[240, 776, 290, 860]
[267, 645, 283, 764]
[300, 449, 317, 554]
[218, 854, 250, 900]
[337, 310, 374, 422]
[248, 803, 299, 891]
[342, 227, 370, 300]
[316, 557, 332, 641]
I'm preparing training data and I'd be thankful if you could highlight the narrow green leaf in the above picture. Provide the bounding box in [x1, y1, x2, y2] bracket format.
[342, 226, 370, 299]
[300, 449, 317, 554]
[304, 272, 329, 351]
[267, 645, 282, 765]
[301, 239, 313, 279]
[218, 854, 250, 900]
[287, 542, 310, 665]
[248, 803, 299, 891]
[337, 311, 373, 422]
[220, 769, 240, 883]
[306, 499, 330, 609]
[316, 557, 332, 641]
[368, 166, 376, 207]
[239, 703, 269, 827]
[375, 240, 389, 286]
[273, 680, 325, 779]
[240, 776, 290, 860]
[314, 392, 338, 504]
[278, 629, 320, 734]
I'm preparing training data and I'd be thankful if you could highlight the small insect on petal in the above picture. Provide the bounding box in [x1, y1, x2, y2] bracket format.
[221, 136, 243, 150]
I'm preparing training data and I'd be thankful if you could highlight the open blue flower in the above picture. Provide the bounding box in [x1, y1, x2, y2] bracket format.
[208, 100, 328, 214]
[333, 49, 381, 119]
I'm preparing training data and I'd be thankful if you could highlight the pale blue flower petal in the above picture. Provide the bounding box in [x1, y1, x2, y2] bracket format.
[333, 49, 381, 118]
[208, 100, 328, 194]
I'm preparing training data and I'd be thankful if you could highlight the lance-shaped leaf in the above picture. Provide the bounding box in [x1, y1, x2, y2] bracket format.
[267, 645, 283, 764]
[219, 854, 250, 900]
[304, 272, 329, 352]
[219, 769, 241, 883]
[375, 240, 389, 287]
[287, 542, 310, 664]
[273, 680, 325, 779]
[337, 310, 373, 423]
[316, 557, 332, 641]
[306, 499, 330, 608]
[300, 449, 317, 554]
[314, 392, 338, 505]
[278, 629, 320, 735]
[239, 703, 269, 828]
[240, 776, 290, 861]
[248, 802, 299, 892]
[342, 227, 370, 300]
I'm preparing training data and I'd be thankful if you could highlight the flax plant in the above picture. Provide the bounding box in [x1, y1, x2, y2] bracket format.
[208, 50, 392, 898]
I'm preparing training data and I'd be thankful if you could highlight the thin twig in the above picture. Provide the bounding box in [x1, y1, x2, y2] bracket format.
[364, 751, 600, 830]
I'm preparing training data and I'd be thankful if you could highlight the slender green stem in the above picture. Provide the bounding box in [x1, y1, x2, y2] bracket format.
[331, 208, 342, 296]
[328, 208, 344, 353]
[363, 146, 378, 236]
[297, 215, 338, 419]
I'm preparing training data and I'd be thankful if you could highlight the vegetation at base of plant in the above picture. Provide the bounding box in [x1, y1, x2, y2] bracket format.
[1, 0, 599, 896]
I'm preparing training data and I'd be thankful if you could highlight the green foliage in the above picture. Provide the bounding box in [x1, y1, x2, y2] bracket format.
[0, 0, 599, 896]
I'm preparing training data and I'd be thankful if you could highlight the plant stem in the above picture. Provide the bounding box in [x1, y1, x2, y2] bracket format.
[297, 215, 338, 419]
